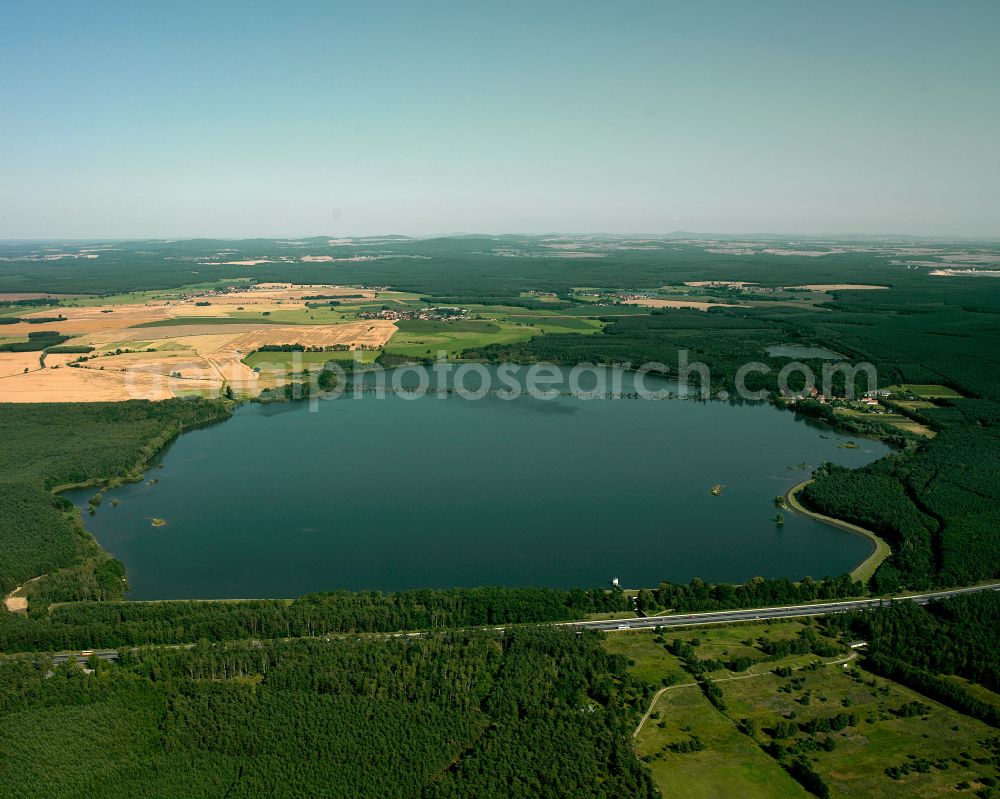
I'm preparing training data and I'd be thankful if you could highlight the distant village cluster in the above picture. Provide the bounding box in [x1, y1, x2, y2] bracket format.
[784, 387, 894, 412]
[359, 306, 468, 322]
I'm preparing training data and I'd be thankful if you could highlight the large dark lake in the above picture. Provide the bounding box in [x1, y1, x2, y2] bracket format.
[69, 368, 890, 599]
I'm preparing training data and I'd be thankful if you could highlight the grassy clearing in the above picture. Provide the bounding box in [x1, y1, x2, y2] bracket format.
[886, 384, 964, 399]
[603, 630, 688, 687]
[243, 350, 378, 373]
[677, 622, 823, 673]
[635, 677, 808, 798]
[940, 675, 1000, 713]
[721, 660, 996, 797]
[605, 624, 1000, 799]
[893, 400, 937, 411]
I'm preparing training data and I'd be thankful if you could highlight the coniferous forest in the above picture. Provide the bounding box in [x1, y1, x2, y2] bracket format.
[0, 627, 655, 799]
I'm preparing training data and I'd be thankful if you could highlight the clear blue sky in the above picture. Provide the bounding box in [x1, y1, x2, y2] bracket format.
[2, 1, 998, 238]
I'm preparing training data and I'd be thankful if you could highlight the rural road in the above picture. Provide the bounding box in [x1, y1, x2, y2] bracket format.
[35, 582, 1000, 665]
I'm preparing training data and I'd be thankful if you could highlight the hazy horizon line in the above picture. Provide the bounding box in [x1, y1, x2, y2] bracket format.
[2, 230, 999, 244]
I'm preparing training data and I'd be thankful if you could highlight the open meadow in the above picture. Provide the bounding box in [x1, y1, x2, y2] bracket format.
[605, 622, 999, 798]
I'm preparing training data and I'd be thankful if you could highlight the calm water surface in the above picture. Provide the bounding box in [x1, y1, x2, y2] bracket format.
[69, 371, 890, 598]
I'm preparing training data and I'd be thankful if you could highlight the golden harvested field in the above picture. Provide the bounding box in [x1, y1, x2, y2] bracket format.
[97, 323, 277, 342]
[1, 304, 171, 336]
[0, 283, 396, 402]
[39, 353, 80, 369]
[0, 352, 44, 377]
[223, 322, 394, 352]
[57, 322, 396, 400]
[0, 365, 217, 402]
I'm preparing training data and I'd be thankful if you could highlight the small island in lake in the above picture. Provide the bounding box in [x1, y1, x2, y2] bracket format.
[151, 518, 166, 527]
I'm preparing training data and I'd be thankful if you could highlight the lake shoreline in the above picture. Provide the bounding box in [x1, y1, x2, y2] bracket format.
[66, 376, 878, 601]
[783, 479, 891, 584]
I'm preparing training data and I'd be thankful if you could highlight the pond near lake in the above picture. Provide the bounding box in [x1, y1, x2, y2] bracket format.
[68, 368, 890, 599]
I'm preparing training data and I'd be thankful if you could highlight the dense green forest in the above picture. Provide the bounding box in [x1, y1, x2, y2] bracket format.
[0, 586, 634, 652]
[651, 573, 862, 612]
[0, 236, 961, 296]
[803, 404, 1000, 591]
[0, 627, 655, 798]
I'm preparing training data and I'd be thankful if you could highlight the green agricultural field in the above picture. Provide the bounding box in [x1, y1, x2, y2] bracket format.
[891, 400, 937, 411]
[512, 315, 606, 333]
[227, 307, 357, 324]
[887, 384, 964, 399]
[473, 310, 607, 339]
[834, 407, 935, 438]
[243, 350, 379, 374]
[383, 319, 538, 357]
[492, 305, 620, 319]
[377, 290, 424, 302]
[395, 319, 503, 334]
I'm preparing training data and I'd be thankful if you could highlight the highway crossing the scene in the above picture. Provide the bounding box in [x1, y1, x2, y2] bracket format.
[565, 582, 1000, 632]
[38, 583, 1000, 665]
